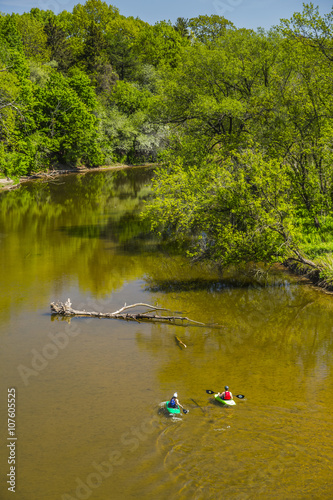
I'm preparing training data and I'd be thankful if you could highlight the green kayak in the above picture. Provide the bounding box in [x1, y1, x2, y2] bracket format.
[214, 394, 236, 406]
[165, 401, 181, 414]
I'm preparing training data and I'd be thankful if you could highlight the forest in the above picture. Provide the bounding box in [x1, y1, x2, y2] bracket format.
[1, 1, 333, 284]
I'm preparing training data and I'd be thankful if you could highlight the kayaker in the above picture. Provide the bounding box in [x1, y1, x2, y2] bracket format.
[218, 386, 233, 400]
[168, 392, 184, 410]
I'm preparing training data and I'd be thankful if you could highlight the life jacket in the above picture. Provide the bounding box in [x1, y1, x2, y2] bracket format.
[169, 397, 178, 408]
[224, 391, 231, 400]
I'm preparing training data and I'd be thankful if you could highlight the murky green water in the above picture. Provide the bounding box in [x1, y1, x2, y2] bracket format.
[0, 167, 333, 500]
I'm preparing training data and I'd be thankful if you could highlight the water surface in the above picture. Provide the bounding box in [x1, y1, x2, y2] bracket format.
[0, 167, 332, 500]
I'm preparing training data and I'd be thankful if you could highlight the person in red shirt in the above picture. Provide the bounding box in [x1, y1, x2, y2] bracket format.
[218, 386, 233, 400]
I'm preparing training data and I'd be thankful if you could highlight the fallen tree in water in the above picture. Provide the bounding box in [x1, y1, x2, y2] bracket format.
[50, 299, 215, 327]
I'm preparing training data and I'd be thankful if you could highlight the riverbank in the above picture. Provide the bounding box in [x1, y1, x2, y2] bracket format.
[2, 162, 332, 295]
[283, 259, 333, 294]
[0, 163, 156, 192]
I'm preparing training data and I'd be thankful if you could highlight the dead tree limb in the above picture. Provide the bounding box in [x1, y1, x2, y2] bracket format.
[50, 299, 217, 327]
[175, 335, 187, 348]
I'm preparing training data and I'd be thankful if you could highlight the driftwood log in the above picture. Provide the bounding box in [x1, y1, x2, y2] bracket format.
[50, 299, 212, 327]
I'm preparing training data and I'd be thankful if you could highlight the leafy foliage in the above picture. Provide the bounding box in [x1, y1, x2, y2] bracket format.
[144, 149, 299, 265]
[188, 14, 235, 43]
[143, 3, 333, 271]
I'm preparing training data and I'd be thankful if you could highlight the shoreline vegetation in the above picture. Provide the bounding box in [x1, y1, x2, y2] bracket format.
[0, 163, 154, 191]
[2, 2, 333, 293]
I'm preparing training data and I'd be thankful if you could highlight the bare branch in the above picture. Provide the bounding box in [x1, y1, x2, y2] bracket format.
[111, 303, 170, 314]
[50, 300, 220, 327]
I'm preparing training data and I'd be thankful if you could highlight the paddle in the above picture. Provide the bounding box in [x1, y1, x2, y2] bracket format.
[206, 389, 245, 399]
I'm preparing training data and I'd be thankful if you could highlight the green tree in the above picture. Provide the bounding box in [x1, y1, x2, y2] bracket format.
[110, 80, 151, 114]
[279, 2, 333, 61]
[0, 19, 34, 178]
[15, 13, 51, 62]
[151, 28, 279, 156]
[188, 14, 234, 43]
[81, 19, 108, 72]
[32, 71, 103, 167]
[44, 17, 74, 71]
[143, 149, 311, 266]
[174, 17, 190, 39]
[105, 16, 146, 80]
[68, 0, 119, 61]
[0, 14, 24, 52]
[71, 0, 119, 34]
[262, 6, 333, 228]
[135, 21, 190, 68]
[0, 67, 22, 176]
[146, 8, 333, 273]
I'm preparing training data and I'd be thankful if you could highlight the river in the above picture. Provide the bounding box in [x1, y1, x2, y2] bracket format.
[0, 167, 332, 500]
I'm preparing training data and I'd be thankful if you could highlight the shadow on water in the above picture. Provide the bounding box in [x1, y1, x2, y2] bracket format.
[144, 260, 306, 294]
[145, 276, 288, 293]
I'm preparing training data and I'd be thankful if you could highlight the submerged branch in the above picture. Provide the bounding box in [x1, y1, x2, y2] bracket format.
[175, 335, 187, 348]
[50, 299, 217, 327]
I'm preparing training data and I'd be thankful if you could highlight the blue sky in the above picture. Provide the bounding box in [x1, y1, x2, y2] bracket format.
[0, 0, 332, 30]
